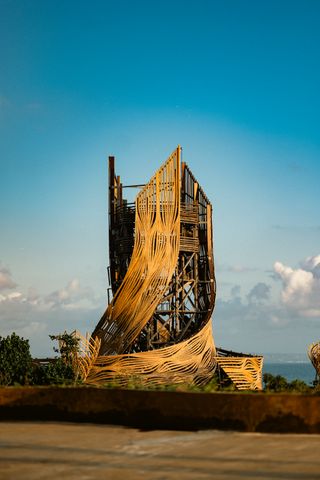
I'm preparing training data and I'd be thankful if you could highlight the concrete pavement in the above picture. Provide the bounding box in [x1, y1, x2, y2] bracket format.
[1, 422, 320, 479]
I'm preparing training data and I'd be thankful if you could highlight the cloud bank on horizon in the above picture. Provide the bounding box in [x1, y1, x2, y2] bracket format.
[1, 254, 319, 356]
[0, 268, 104, 356]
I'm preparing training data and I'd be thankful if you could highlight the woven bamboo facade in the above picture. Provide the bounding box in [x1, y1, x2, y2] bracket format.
[85, 147, 263, 389]
[308, 342, 320, 384]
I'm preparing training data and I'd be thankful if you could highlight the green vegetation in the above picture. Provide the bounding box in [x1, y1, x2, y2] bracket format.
[33, 333, 80, 385]
[0, 332, 80, 386]
[0, 333, 33, 385]
[1, 332, 319, 393]
[99, 373, 236, 393]
[263, 373, 319, 393]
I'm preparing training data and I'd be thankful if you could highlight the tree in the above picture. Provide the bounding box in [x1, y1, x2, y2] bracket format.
[0, 333, 33, 385]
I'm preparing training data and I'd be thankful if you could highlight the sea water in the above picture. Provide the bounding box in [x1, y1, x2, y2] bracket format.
[263, 362, 316, 385]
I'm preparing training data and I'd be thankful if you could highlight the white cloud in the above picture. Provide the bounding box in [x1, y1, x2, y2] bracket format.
[0, 278, 100, 313]
[230, 285, 241, 298]
[0, 267, 17, 290]
[218, 264, 258, 273]
[0, 277, 105, 356]
[274, 254, 320, 318]
[44, 278, 96, 310]
[213, 293, 292, 354]
[300, 255, 320, 278]
[247, 282, 271, 303]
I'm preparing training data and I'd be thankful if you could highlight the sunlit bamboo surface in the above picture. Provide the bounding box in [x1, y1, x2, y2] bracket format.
[92, 149, 181, 356]
[308, 341, 320, 379]
[87, 147, 218, 386]
[216, 356, 263, 390]
[75, 333, 101, 382]
[86, 321, 216, 386]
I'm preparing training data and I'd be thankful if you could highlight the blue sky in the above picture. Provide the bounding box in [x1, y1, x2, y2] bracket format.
[1, 0, 320, 357]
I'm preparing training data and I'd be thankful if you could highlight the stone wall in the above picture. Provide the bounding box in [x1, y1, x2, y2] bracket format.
[1, 387, 320, 433]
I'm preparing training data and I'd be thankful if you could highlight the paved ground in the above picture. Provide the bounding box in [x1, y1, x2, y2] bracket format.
[1, 422, 320, 479]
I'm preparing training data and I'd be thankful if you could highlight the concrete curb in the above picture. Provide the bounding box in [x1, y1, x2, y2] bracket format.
[1, 387, 320, 433]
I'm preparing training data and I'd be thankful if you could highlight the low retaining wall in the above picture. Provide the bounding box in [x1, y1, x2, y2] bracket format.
[1, 387, 320, 433]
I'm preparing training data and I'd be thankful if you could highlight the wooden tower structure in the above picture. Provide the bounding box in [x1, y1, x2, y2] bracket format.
[86, 147, 263, 389]
[104, 149, 215, 353]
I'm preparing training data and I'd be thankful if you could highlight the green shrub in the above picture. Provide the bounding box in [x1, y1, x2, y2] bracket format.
[263, 373, 289, 392]
[0, 333, 33, 385]
[49, 332, 80, 365]
[263, 373, 311, 393]
[288, 379, 310, 393]
[32, 332, 80, 385]
[32, 359, 76, 385]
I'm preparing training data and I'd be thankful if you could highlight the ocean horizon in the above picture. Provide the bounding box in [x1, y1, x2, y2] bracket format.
[263, 360, 316, 385]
